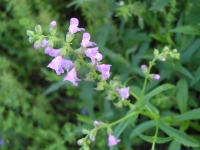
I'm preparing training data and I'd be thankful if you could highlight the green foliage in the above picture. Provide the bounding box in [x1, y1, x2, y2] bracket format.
[1, 0, 200, 149]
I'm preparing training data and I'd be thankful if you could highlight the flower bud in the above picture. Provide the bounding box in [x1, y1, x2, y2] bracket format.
[28, 37, 36, 44]
[82, 129, 89, 134]
[85, 72, 95, 82]
[35, 25, 42, 35]
[94, 121, 101, 126]
[94, 81, 105, 91]
[105, 90, 116, 100]
[163, 46, 169, 52]
[77, 138, 85, 146]
[66, 32, 75, 42]
[26, 30, 35, 37]
[154, 49, 159, 56]
[49, 21, 57, 36]
[33, 39, 42, 50]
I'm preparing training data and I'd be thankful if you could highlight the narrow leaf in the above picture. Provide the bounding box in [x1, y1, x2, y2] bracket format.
[113, 111, 138, 138]
[150, 0, 170, 10]
[176, 65, 193, 79]
[170, 26, 200, 36]
[137, 132, 174, 144]
[190, 66, 200, 86]
[173, 108, 200, 122]
[130, 120, 155, 138]
[142, 84, 175, 106]
[176, 79, 188, 113]
[168, 140, 181, 150]
[158, 118, 199, 147]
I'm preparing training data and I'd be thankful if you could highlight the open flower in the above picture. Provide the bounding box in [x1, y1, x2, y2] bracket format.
[48, 48, 61, 57]
[81, 33, 96, 48]
[68, 18, 85, 34]
[47, 56, 73, 75]
[41, 39, 49, 47]
[97, 64, 111, 80]
[108, 134, 120, 147]
[84, 47, 103, 64]
[117, 87, 130, 100]
[64, 68, 81, 86]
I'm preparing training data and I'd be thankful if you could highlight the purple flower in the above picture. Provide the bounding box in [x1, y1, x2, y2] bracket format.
[94, 120, 101, 126]
[153, 74, 160, 80]
[108, 134, 120, 147]
[41, 39, 49, 47]
[91, 137, 95, 142]
[97, 64, 111, 80]
[50, 21, 57, 27]
[81, 33, 96, 48]
[84, 47, 103, 64]
[68, 18, 85, 34]
[64, 68, 81, 86]
[117, 87, 130, 100]
[141, 64, 147, 69]
[44, 46, 53, 54]
[161, 57, 166, 61]
[48, 48, 61, 57]
[47, 56, 73, 75]
[34, 43, 40, 50]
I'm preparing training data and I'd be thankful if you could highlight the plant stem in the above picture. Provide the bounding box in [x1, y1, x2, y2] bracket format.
[151, 119, 159, 150]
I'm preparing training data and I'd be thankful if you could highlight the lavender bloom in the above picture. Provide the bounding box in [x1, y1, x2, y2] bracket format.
[41, 39, 49, 47]
[97, 64, 111, 80]
[64, 68, 81, 86]
[34, 43, 40, 50]
[117, 87, 130, 100]
[94, 120, 101, 126]
[48, 48, 61, 57]
[141, 64, 147, 69]
[161, 57, 166, 61]
[153, 74, 160, 80]
[108, 134, 120, 147]
[91, 137, 95, 142]
[81, 33, 96, 48]
[44, 46, 53, 54]
[68, 18, 85, 34]
[47, 56, 73, 75]
[50, 21, 57, 27]
[84, 47, 103, 64]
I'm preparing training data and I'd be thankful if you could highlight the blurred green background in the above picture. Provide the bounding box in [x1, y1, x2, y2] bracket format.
[0, 0, 200, 149]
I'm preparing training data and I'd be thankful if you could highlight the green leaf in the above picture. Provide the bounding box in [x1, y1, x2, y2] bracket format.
[130, 85, 141, 101]
[181, 38, 200, 63]
[176, 65, 193, 79]
[149, 0, 170, 11]
[176, 79, 188, 113]
[137, 132, 174, 144]
[158, 118, 199, 147]
[130, 120, 155, 138]
[170, 26, 200, 36]
[190, 66, 200, 86]
[173, 108, 200, 122]
[76, 114, 93, 124]
[142, 84, 175, 107]
[113, 111, 138, 138]
[43, 81, 66, 95]
[168, 140, 181, 150]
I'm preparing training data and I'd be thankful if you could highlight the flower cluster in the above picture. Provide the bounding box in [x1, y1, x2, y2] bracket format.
[26, 18, 131, 148]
